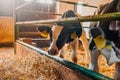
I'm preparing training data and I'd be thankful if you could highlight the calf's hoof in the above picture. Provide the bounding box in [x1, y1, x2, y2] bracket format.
[73, 57, 77, 63]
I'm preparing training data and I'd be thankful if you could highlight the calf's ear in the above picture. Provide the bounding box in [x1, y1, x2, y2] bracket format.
[36, 26, 51, 38]
[70, 27, 82, 39]
[71, 31, 78, 39]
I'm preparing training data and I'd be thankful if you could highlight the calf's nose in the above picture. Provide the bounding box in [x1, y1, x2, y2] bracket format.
[48, 49, 58, 55]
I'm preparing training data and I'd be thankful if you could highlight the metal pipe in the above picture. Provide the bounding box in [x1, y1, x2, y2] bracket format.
[55, 0, 97, 8]
[15, 0, 34, 10]
[16, 12, 120, 26]
[18, 10, 62, 16]
[16, 40, 112, 80]
[17, 23, 89, 28]
[74, 4, 77, 13]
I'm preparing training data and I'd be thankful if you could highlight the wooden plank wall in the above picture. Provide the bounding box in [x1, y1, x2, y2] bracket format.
[0, 17, 14, 45]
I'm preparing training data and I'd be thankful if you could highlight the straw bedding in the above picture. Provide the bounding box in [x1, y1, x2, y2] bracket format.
[0, 43, 115, 79]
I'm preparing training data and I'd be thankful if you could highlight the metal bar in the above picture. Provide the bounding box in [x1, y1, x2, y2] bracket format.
[14, 0, 17, 54]
[55, 0, 97, 8]
[13, 0, 16, 42]
[17, 23, 89, 28]
[19, 10, 62, 16]
[19, 32, 41, 38]
[35, 24, 89, 28]
[16, 12, 120, 26]
[15, 0, 34, 10]
[35, 24, 53, 27]
[74, 4, 77, 13]
[16, 40, 112, 80]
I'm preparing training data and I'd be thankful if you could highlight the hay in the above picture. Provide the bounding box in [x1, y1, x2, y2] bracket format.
[0, 42, 115, 79]
[0, 46, 92, 80]
[42, 45, 115, 78]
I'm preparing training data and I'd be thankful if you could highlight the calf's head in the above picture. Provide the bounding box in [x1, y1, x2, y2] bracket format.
[37, 10, 82, 55]
[89, 27, 120, 65]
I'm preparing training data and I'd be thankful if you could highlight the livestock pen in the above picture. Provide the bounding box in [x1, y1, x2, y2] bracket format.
[1, 0, 120, 80]
[14, 1, 120, 80]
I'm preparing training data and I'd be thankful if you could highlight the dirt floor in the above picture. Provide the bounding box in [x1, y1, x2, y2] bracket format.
[0, 46, 115, 80]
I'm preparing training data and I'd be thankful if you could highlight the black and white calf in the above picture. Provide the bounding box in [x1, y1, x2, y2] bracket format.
[89, 27, 120, 70]
[37, 10, 90, 63]
[89, 0, 120, 80]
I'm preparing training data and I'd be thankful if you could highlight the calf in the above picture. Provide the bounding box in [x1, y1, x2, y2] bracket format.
[88, 0, 120, 79]
[37, 10, 90, 63]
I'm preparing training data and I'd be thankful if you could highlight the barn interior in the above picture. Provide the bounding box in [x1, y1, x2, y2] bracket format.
[0, 0, 119, 80]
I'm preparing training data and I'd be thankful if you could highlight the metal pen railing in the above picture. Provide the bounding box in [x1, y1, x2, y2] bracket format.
[16, 40, 112, 80]
[16, 12, 120, 26]
[14, 1, 120, 80]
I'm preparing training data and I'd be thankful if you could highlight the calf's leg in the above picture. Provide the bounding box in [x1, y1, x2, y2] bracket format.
[80, 28, 91, 65]
[114, 62, 120, 80]
[70, 38, 79, 63]
[89, 49, 100, 72]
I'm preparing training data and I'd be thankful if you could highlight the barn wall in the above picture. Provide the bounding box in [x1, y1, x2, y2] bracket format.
[85, 0, 111, 6]
[0, 17, 14, 44]
[0, 0, 14, 17]
[55, 0, 78, 18]
[16, 0, 56, 22]
[55, 0, 111, 18]
[59, 0, 78, 14]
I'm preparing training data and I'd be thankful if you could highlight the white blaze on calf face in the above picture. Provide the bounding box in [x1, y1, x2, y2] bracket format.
[48, 25, 63, 55]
